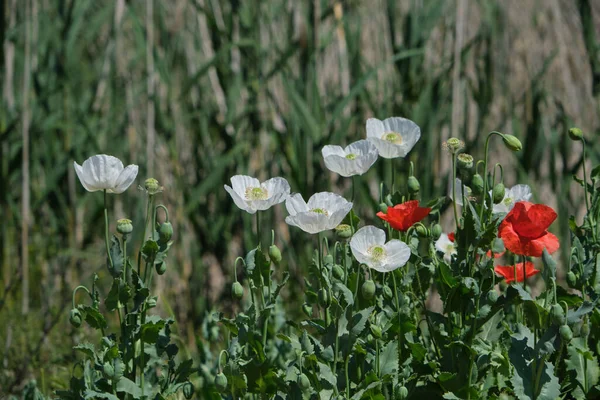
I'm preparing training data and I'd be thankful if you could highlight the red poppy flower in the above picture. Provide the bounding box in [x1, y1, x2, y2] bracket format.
[494, 261, 540, 284]
[498, 201, 559, 257]
[447, 231, 503, 258]
[377, 200, 431, 232]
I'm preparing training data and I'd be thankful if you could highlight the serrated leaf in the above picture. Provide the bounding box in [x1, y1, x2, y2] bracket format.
[350, 307, 374, 337]
[73, 343, 95, 359]
[378, 341, 398, 376]
[565, 338, 600, 394]
[116, 377, 142, 398]
[317, 362, 336, 387]
[80, 305, 107, 330]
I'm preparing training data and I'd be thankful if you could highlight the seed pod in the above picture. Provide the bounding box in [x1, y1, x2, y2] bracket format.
[182, 382, 194, 399]
[492, 183, 505, 204]
[269, 244, 282, 265]
[383, 285, 393, 300]
[361, 280, 376, 300]
[407, 176, 420, 194]
[69, 308, 82, 328]
[324, 254, 334, 266]
[370, 324, 382, 339]
[560, 325, 573, 343]
[335, 224, 353, 239]
[332, 264, 344, 280]
[297, 373, 310, 391]
[232, 281, 244, 299]
[318, 288, 331, 308]
[156, 261, 167, 275]
[487, 290, 499, 304]
[471, 174, 484, 196]
[567, 271, 577, 288]
[550, 304, 565, 325]
[457, 153, 474, 170]
[431, 224, 442, 240]
[302, 303, 312, 318]
[214, 373, 228, 392]
[158, 221, 173, 243]
[117, 218, 133, 235]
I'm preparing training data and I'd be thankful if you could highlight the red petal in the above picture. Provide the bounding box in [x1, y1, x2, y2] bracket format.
[522, 232, 560, 257]
[512, 203, 557, 239]
[495, 262, 539, 283]
[448, 232, 455, 242]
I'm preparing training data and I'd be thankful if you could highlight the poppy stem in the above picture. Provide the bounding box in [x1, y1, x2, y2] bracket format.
[582, 138, 591, 216]
[256, 212, 261, 249]
[104, 190, 114, 269]
[390, 159, 395, 194]
[451, 154, 461, 230]
[351, 175, 356, 202]
[480, 132, 503, 222]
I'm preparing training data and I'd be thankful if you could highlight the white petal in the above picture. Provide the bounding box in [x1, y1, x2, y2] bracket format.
[381, 240, 411, 271]
[448, 178, 471, 206]
[367, 137, 402, 159]
[261, 177, 290, 207]
[346, 139, 378, 156]
[321, 145, 346, 158]
[225, 184, 254, 214]
[323, 155, 356, 177]
[326, 201, 353, 230]
[435, 234, 456, 256]
[382, 117, 421, 151]
[510, 184, 532, 202]
[366, 118, 385, 138]
[285, 212, 328, 234]
[74, 161, 96, 192]
[230, 175, 260, 199]
[83, 154, 124, 191]
[306, 192, 346, 212]
[112, 165, 139, 194]
[350, 226, 385, 255]
[285, 193, 309, 216]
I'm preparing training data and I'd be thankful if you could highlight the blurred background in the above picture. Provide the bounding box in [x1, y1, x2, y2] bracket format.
[1, 0, 599, 395]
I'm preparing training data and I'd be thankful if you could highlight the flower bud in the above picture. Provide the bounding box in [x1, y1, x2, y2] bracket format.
[431, 224, 442, 240]
[144, 178, 162, 195]
[581, 321, 590, 338]
[232, 281, 244, 299]
[268, 244, 282, 265]
[302, 303, 312, 317]
[382, 285, 393, 300]
[568, 127, 583, 141]
[471, 174, 484, 196]
[116, 218, 133, 235]
[156, 261, 167, 275]
[214, 373, 228, 392]
[501, 134, 522, 152]
[560, 325, 573, 343]
[297, 373, 310, 391]
[379, 203, 388, 213]
[487, 290, 499, 304]
[147, 297, 157, 309]
[415, 224, 429, 238]
[550, 304, 565, 325]
[332, 264, 344, 280]
[158, 221, 173, 243]
[567, 271, 577, 288]
[182, 382, 194, 399]
[370, 324, 382, 339]
[396, 385, 409, 400]
[69, 308, 82, 328]
[318, 288, 331, 308]
[492, 183, 505, 204]
[324, 254, 334, 266]
[335, 224, 353, 239]
[361, 280, 376, 300]
[407, 176, 420, 194]
[457, 153, 474, 170]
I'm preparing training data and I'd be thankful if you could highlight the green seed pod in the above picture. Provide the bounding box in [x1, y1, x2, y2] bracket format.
[182, 381, 194, 399]
[492, 183, 505, 204]
[560, 325, 573, 342]
[396, 385, 409, 400]
[501, 134, 523, 152]
[269, 244, 282, 265]
[297, 373, 310, 391]
[335, 224, 353, 239]
[214, 373, 228, 392]
[550, 304, 565, 325]
[568, 127, 584, 141]
[144, 178, 162, 194]
[69, 308, 82, 328]
[158, 221, 173, 243]
[232, 281, 244, 299]
[457, 153, 474, 170]
[155, 261, 167, 275]
[471, 174, 484, 196]
[567, 271, 577, 288]
[332, 264, 344, 280]
[383, 285, 393, 300]
[370, 324, 382, 339]
[431, 224, 442, 240]
[487, 290, 499, 304]
[302, 303, 312, 318]
[407, 176, 420, 194]
[361, 280, 376, 300]
[379, 203, 388, 213]
[116, 218, 133, 235]
[318, 288, 331, 308]
[415, 224, 429, 238]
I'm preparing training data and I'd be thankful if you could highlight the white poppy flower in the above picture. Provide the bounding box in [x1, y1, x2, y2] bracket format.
[350, 226, 410, 272]
[366, 117, 421, 159]
[491, 184, 532, 214]
[322, 140, 378, 177]
[448, 178, 472, 206]
[285, 192, 353, 234]
[224, 175, 290, 214]
[74, 154, 139, 194]
[435, 233, 457, 263]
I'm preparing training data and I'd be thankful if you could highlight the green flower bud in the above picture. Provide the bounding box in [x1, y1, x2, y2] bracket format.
[560, 325, 573, 343]
[567, 271, 577, 288]
[415, 224, 429, 238]
[69, 308, 82, 328]
[297, 373, 310, 391]
[232, 281, 244, 299]
[332, 264, 344, 280]
[147, 296, 157, 309]
[501, 134, 522, 152]
[487, 290, 499, 304]
[568, 127, 583, 141]
[318, 288, 331, 308]
[116, 218, 133, 235]
[156, 261, 167, 275]
[335, 224, 353, 239]
[268, 244, 282, 265]
[302, 303, 312, 318]
[379, 203, 389, 213]
[214, 373, 228, 392]
[396, 385, 409, 400]
[182, 381, 194, 399]
[158, 221, 173, 243]
[581, 321, 590, 338]
[471, 174, 484, 196]
[431, 224, 442, 240]
[383, 285, 393, 300]
[324, 254, 334, 266]
[361, 280, 376, 300]
[551, 304, 565, 325]
[144, 178, 162, 195]
[457, 153, 474, 170]
[370, 324, 382, 339]
[407, 176, 420, 194]
[492, 183, 505, 204]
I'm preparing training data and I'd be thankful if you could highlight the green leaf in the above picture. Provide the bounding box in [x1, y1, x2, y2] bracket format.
[350, 307, 374, 337]
[438, 261, 458, 288]
[317, 362, 336, 387]
[565, 338, 600, 394]
[567, 301, 595, 324]
[140, 316, 167, 344]
[141, 240, 159, 262]
[378, 341, 398, 376]
[108, 235, 123, 277]
[80, 305, 107, 330]
[73, 342, 95, 359]
[116, 377, 142, 398]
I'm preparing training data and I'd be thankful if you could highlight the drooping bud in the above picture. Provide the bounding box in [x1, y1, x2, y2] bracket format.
[501, 134, 522, 152]
[471, 174, 484, 195]
[116, 218, 133, 236]
[567, 271, 577, 288]
[499, 280, 508, 292]
[297, 373, 310, 391]
[69, 308, 82, 328]
[559, 325, 573, 342]
[492, 183, 505, 204]
[156, 261, 167, 275]
[457, 153, 474, 170]
[158, 221, 173, 243]
[232, 281, 244, 299]
[268, 244, 282, 265]
[551, 304, 565, 325]
[407, 176, 420, 194]
[302, 303, 312, 317]
[318, 288, 331, 308]
[379, 203, 388, 213]
[431, 224, 442, 240]
[214, 373, 228, 392]
[396, 385, 409, 400]
[487, 290, 499, 304]
[581, 321, 590, 338]
[332, 264, 344, 280]
[382, 285, 393, 300]
[370, 324, 382, 339]
[182, 382, 194, 399]
[568, 127, 583, 141]
[335, 224, 353, 239]
[324, 254, 334, 266]
[361, 280, 376, 300]
[415, 224, 429, 238]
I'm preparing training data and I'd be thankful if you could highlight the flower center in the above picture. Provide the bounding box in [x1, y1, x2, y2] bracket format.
[503, 197, 513, 206]
[310, 208, 329, 216]
[367, 245, 387, 261]
[382, 132, 403, 144]
[245, 186, 269, 201]
[345, 153, 357, 160]
[446, 244, 455, 253]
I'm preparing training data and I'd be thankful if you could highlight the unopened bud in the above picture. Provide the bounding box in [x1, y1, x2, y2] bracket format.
[370, 324, 382, 339]
[567, 271, 577, 288]
[297, 373, 310, 391]
[155, 261, 167, 275]
[335, 224, 353, 239]
[492, 183, 505, 204]
[415, 224, 429, 238]
[361, 280, 376, 300]
[268, 244, 282, 265]
[332, 265, 344, 280]
[232, 281, 244, 299]
[379, 203, 388, 213]
[116, 218, 133, 235]
[183, 382, 194, 399]
[302, 303, 312, 317]
[501, 134, 522, 152]
[69, 308, 82, 328]
[214, 373, 228, 392]
[158, 221, 173, 243]
[568, 127, 583, 141]
[560, 325, 573, 342]
[471, 174, 484, 195]
[551, 304, 565, 325]
[407, 176, 420, 194]
[431, 224, 442, 240]
[382, 285, 393, 300]
[318, 288, 330, 308]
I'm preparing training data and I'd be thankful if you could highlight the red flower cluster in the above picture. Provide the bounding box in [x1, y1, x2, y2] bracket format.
[377, 200, 431, 232]
[494, 262, 540, 284]
[498, 201, 559, 257]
